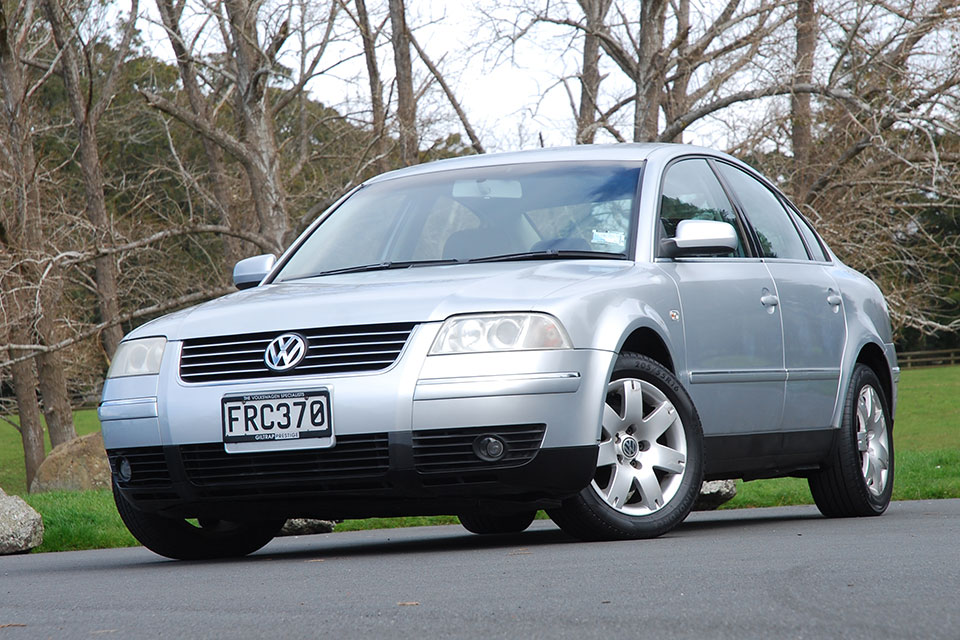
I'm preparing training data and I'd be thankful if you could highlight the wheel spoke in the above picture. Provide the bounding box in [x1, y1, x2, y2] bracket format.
[602, 403, 624, 433]
[648, 443, 686, 475]
[856, 401, 870, 433]
[596, 438, 619, 467]
[636, 468, 664, 510]
[605, 464, 635, 509]
[620, 379, 646, 428]
[638, 401, 676, 440]
[872, 439, 890, 470]
[862, 388, 874, 420]
[862, 454, 875, 488]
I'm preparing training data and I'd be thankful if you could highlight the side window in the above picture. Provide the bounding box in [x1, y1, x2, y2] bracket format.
[716, 163, 809, 260]
[659, 159, 747, 257]
[793, 211, 829, 262]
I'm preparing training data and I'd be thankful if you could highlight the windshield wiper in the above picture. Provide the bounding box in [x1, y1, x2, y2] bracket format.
[287, 259, 462, 280]
[467, 250, 627, 263]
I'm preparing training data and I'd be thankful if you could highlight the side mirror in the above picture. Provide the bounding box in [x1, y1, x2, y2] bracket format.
[233, 254, 277, 290]
[660, 220, 738, 258]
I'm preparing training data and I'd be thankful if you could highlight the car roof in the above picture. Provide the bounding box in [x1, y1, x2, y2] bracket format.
[364, 142, 737, 184]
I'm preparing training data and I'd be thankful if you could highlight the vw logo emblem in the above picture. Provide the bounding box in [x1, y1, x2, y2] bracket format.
[620, 436, 639, 459]
[264, 333, 307, 372]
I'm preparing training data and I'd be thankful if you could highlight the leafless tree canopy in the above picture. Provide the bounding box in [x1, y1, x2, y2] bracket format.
[0, 0, 957, 488]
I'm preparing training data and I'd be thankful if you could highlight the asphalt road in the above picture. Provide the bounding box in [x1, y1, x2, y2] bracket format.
[2, 499, 958, 639]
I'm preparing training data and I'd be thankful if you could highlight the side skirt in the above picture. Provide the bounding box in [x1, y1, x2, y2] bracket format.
[703, 429, 837, 481]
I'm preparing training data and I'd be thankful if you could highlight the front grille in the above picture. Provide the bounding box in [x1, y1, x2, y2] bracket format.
[179, 322, 417, 383]
[412, 424, 546, 474]
[107, 447, 178, 501]
[179, 433, 390, 496]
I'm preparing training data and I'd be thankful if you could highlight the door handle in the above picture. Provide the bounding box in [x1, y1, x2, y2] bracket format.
[760, 294, 779, 307]
[827, 294, 842, 307]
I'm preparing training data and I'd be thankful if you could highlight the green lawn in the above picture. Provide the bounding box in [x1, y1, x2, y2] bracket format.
[2, 365, 958, 552]
[0, 410, 101, 496]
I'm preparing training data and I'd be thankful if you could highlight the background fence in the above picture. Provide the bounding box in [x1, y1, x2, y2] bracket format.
[898, 348, 960, 369]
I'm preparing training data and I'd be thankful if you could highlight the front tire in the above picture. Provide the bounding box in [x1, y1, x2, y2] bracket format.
[809, 364, 894, 517]
[113, 482, 284, 560]
[548, 353, 704, 541]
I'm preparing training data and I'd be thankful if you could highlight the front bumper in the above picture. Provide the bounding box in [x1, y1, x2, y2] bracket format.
[100, 322, 615, 518]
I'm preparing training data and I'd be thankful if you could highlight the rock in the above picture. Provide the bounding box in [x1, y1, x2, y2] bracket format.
[279, 519, 337, 536]
[0, 487, 44, 554]
[29, 432, 111, 493]
[693, 479, 737, 511]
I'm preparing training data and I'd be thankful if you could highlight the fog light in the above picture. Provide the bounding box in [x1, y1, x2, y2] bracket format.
[117, 457, 132, 483]
[474, 435, 506, 462]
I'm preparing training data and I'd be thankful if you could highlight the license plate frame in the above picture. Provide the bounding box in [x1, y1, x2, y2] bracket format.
[221, 389, 331, 443]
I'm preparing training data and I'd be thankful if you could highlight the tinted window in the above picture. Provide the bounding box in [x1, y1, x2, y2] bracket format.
[794, 212, 829, 261]
[716, 163, 809, 260]
[659, 159, 746, 257]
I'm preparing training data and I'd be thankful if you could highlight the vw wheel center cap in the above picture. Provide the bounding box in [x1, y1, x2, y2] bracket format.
[620, 436, 640, 459]
[264, 333, 307, 371]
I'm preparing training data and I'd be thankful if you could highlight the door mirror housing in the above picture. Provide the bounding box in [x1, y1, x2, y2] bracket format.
[233, 254, 277, 290]
[660, 220, 738, 258]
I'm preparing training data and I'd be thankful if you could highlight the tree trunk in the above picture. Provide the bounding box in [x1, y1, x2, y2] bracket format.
[792, 0, 817, 202]
[42, 0, 124, 358]
[224, 0, 290, 252]
[35, 297, 77, 448]
[355, 0, 388, 172]
[576, 0, 612, 144]
[0, 3, 77, 447]
[156, 0, 246, 266]
[634, 0, 667, 141]
[8, 336, 46, 490]
[662, 0, 691, 143]
[389, 0, 417, 166]
[78, 128, 124, 358]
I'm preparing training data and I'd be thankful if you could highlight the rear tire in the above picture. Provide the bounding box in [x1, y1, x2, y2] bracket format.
[458, 510, 537, 535]
[548, 353, 704, 541]
[809, 364, 894, 517]
[113, 482, 284, 560]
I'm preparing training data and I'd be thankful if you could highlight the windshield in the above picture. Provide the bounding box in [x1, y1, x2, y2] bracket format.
[275, 162, 641, 282]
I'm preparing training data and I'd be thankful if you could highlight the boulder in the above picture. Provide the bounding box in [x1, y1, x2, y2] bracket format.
[693, 479, 737, 511]
[29, 432, 111, 493]
[279, 519, 337, 537]
[0, 487, 43, 554]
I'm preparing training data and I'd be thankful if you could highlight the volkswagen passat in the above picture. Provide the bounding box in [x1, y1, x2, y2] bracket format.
[100, 144, 898, 559]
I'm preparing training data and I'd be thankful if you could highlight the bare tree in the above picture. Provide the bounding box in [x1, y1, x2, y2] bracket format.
[144, 0, 343, 253]
[41, 0, 139, 360]
[790, 0, 816, 198]
[574, 0, 612, 143]
[1, 0, 77, 450]
[388, 0, 417, 165]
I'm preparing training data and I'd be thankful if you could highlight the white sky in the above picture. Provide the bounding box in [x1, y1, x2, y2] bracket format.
[133, 0, 729, 154]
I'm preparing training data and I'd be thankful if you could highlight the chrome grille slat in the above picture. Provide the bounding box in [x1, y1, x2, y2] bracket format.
[179, 322, 416, 383]
[181, 348, 266, 359]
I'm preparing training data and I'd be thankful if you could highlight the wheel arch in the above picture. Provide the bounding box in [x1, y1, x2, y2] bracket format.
[618, 326, 676, 373]
[856, 341, 894, 419]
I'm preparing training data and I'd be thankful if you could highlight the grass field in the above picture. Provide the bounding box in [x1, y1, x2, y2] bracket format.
[2, 365, 958, 552]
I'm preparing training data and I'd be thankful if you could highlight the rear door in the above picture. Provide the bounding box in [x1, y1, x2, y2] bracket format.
[715, 162, 846, 432]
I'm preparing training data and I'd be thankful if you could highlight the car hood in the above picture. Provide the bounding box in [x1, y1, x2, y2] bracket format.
[128, 261, 631, 340]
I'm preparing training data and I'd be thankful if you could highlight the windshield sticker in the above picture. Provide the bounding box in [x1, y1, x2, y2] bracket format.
[592, 230, 626, 246]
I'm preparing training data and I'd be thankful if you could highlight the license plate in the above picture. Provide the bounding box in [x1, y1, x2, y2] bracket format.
[221, 390, 331, 443]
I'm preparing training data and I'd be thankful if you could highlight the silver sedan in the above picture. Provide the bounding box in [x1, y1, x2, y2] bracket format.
[100, 143, 897, 559]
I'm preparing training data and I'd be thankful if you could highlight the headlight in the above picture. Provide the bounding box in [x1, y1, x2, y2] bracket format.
[107, 337, 167, 378]
[430, 313, 572, 355]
